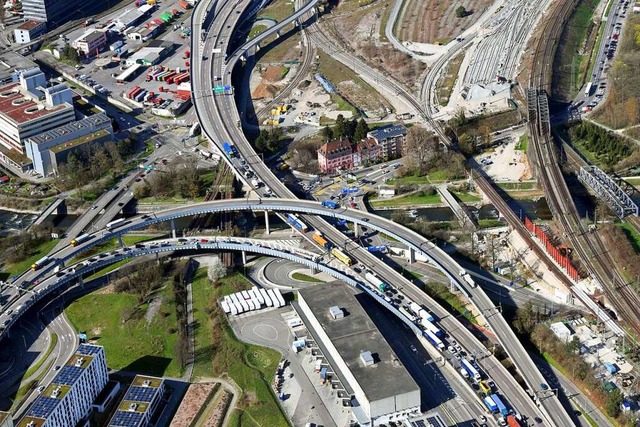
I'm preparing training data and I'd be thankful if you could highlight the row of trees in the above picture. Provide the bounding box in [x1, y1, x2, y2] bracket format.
[321, 115, 370, 143]
[57, 138, 135, 191]
[569, 121, 634, 170]
[254, 127, 285, 154]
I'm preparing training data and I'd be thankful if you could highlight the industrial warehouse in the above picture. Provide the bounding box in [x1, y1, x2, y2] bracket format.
[296, 282, 421, 426]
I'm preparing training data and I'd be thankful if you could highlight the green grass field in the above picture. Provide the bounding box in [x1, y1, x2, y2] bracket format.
[291, 272, 324, 283]
[452, 192, 481, 203]
[393, 170, 449, 184]
[371, 193, 442, 208]
[257, 0, 294, 22]
[66, 282, 182, 377]
[190, 269, 288, 427]
[249, 25, 268, 38]
[1, 239, 59, 280]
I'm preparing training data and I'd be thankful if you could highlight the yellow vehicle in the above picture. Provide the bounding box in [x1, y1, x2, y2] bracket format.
[331, 248, 352, 266]
[479, 380, 492, 395]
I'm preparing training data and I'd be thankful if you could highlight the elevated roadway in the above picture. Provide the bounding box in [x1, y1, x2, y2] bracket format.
[5, 198, 545, 422]
[194, 0, 572, 423]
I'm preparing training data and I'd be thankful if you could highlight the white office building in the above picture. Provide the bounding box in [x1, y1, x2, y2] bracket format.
[297, 283, 421, 426]
[18, 344, 109, 427]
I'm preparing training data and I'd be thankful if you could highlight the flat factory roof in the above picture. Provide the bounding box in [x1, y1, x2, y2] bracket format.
[299, 283, 419, 403]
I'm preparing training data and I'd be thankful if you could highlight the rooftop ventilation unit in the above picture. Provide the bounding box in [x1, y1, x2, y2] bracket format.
[142, 380, 151, 387]
[329, 306, 343, 320]
[128, 403, 138, 411]
[360, 351, 374, 366]
[74, 357, 85, 367]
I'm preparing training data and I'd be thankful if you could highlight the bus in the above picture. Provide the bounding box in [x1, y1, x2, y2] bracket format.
[584, 81, 593, 96]
[331, 248, 352, 266]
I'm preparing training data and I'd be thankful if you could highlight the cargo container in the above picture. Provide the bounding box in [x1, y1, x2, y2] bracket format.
[490, 394, 508, 416]
[31, 256, 50, 271]
[128, 86, 142, 99]
[423, 330, 445, 350]
[483, 396, 498, 413]
[134, 90, 147, 102]
[286, 214, 309, 232]
[418, 308, 435, 322]
[312, 232, 331, 249]
[366, 245, 388, 253]
[365, 272, 388, 292]
[162, 71, 176, 82]
[314, 359, 322, 372]
[288, 318, 302, 328]
[331, 247, 352, 266]
[321, 200, 338, 209]
[506, 415, 521, 427]
[421, 318, 442, 337]
[71, 233, 92, 247]
[461, 359, 481, 381]
[179, 0, 191, 8]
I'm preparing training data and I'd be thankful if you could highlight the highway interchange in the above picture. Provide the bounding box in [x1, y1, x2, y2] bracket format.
[0, 0, 620, 425]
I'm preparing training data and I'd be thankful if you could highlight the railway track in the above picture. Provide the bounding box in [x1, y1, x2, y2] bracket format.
[526, 0, 640, 338]
[256, 25, 315, 120]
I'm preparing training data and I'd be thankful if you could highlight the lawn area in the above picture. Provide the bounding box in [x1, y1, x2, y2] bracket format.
[1, 238, 59, 280]
[394, 170, 449, 184]
[617, 222, 640, 253]
[329, 93, 359, 116]
[478, 219, 505, 229]
[138, 195, 205, 204]
[496, 181, 537, 190]
[516, 134, 528, 151]
[452, 192, 481, 203]
[66, 281, 182, 377]
[249, 24, 268, 39]
[371, 193, 442, 208]
[190, 269, 288, 427]
[257, 0, 294, 22]
[426, 281, 477, 325]
[291, 272, 324, 283]
[85, 258, 134, 280]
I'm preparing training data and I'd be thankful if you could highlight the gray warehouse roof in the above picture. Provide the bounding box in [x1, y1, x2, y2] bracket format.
[298, 283, 419, 403]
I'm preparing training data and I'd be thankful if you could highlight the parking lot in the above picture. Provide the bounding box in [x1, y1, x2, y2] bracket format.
[58, 0, 195, 118]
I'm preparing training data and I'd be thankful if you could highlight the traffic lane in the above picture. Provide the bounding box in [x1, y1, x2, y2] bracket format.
[262, 258, 324, 288]
[315, 225, 542, 419]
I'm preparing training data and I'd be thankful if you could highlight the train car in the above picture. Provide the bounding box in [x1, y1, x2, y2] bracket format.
[312, 232, 331, 249]
[421, 318, 443, 337]
[331, 248, 352, 266]
[423, 330, 445, 350]
[70, 233, 92, 247]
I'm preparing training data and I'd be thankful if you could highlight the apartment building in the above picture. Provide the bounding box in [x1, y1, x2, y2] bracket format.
[108, 376, 165, 427]
[17, 344, 109, 427]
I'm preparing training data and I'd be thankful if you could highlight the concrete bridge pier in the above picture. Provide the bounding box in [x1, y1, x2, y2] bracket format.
[264, 211, 270, 234]
[171, 219, 177, 239]
[408, 247, 415, 264]
[117, 235, 124, 248]
[241, 250, 247, 265]
[78, 275, 84, 289]
[354, 222, 359, 238]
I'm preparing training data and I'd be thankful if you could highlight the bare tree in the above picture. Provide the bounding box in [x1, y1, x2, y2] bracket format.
[405, 126, 439, 175]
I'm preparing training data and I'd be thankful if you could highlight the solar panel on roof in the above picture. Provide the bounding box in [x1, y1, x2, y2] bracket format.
[427, 416, 446, 427]
[124, 385, 156, 403]
[77, 344, 102, 355]
[54, 365, 84, 385]
[109, 410, 145, 427]
[27, 397, 59, 418]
